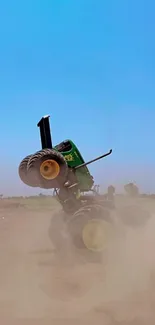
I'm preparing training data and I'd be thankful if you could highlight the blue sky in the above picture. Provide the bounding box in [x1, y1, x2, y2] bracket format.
[0, 0, 155, 195]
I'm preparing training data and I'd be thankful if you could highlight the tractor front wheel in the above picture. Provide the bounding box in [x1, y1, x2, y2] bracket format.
[27, 149, 68, 189]
[18, 154, 38, 187]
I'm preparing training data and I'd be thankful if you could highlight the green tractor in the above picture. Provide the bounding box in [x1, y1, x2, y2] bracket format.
[19, 115, 116, 258]
[20, 115, 152, 262]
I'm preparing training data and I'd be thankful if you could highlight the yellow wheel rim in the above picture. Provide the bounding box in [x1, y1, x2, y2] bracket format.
[82, 219, 109, 252]
[40, 159, 60, 180]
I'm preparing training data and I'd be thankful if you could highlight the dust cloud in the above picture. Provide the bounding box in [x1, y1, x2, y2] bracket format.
[0, 197, 155, 324]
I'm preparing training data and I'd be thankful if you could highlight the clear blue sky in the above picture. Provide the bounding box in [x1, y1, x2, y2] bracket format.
[0, 0, 154, 195]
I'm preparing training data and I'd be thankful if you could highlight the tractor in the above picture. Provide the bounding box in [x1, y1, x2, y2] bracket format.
[18, 115, 151, 262]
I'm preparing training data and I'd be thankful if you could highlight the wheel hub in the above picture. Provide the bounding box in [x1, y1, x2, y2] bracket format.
[40, 159, 60, 180]
[82, 219, 108, 252]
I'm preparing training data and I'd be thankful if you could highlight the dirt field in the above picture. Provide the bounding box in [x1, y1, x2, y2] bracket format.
[1, 196, 155, 324]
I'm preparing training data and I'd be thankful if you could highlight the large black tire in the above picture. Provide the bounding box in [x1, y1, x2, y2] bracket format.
[66, 204, 115, 262]
[48, 211, 73, 265]
[18, 154, 39, 187]
[27, 149, 68, 189]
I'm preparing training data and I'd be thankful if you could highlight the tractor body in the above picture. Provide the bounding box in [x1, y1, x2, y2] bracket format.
[54, 140, 94, 191]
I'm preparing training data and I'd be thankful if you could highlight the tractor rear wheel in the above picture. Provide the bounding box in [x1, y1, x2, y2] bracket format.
[27, 149, 68, 189]
[18, 154, 38, 187]
[66, 204, 115, 262]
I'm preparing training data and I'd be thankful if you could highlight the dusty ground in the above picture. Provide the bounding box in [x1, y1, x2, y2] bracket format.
[0, 196, 155, 324]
